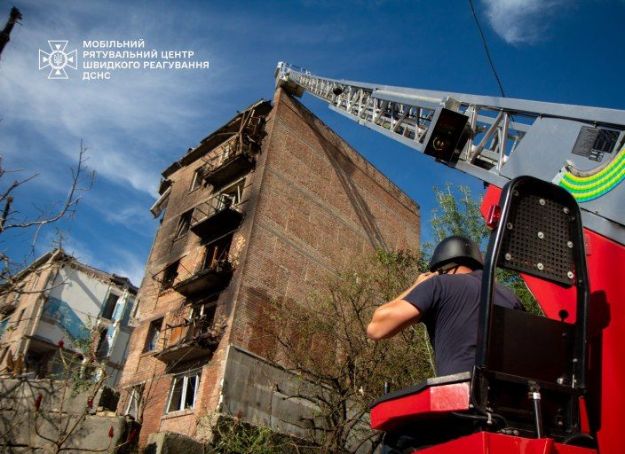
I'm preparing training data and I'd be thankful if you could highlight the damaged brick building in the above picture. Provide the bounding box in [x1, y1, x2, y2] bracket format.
[117, 88, 421, 447]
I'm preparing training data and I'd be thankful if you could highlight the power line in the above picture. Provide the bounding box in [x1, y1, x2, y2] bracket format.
[467, 0, 506, 97]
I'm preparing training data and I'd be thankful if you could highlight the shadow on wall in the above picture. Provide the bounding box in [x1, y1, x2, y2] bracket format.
[288, 99, 388, 252]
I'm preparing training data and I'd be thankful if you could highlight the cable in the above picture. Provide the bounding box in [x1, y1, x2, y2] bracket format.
[467, 0, 507, 97]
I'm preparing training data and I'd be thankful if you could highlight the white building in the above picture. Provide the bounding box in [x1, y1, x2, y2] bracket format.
[0, 249, 138, 387]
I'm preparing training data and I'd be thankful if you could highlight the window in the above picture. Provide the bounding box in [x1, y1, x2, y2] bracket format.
[166, 369, 201, 413]
[189, 168, 203, 191]
[216, 179, 244, 210]
[161, 261, 179, 290]
[125, 384, 144, 420]
[203, 235, 232, 270]
[175, 210, 193, 238]
[101, 292, 120, 320]
[0, 317, 9, 338]
[144, 318, 163, 352]
[95, 328, 110, 358]
[190, 301, 216, 324]
[120, 297, 134, 325]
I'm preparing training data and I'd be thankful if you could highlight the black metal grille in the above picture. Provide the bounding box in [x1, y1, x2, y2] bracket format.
[572, 126, 620, 162]
[497, 190, 577, 286]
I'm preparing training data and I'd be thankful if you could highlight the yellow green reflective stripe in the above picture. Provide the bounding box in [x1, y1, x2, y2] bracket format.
[561, 156, 625, 190]
[564, 149, 625, 183]
[559, 146, 625, 202]
[562, 172, 625, 200]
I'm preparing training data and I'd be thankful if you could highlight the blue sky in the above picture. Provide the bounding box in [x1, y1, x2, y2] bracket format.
[1, 0, 624, 286]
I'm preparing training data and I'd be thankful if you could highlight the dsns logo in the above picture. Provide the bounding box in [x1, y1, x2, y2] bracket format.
[38, 40, 77, 79]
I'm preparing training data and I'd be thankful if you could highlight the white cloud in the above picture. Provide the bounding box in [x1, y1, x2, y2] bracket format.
[62, 234, 146, 287]
[481, 0, 565, 45]
[0, 0, 236, 197]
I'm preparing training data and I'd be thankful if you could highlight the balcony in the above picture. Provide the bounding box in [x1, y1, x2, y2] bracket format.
[155, 316, 223, 363]
[189, 196, 243, 239]
[173, 260, 233, 297]
[203, 150, 255, 191]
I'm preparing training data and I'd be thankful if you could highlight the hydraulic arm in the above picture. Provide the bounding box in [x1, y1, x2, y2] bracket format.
[275, 62, 625, 245]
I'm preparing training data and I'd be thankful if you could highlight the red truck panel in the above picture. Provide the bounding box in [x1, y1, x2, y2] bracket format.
[370, 381, 470, 431]
[482, 185, 624, 454]
[414, 432, 596, 454]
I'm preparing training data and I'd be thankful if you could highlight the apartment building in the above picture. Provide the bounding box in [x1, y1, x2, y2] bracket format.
[0, 249, 137, 387]
[117, 88, 421, 446]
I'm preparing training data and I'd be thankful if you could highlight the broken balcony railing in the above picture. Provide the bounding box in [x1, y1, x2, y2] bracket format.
[155, 316, 222, 363]
[190, 194, 243, 238]
[201, 136, 257, 189]
[173, 258, 233, 297]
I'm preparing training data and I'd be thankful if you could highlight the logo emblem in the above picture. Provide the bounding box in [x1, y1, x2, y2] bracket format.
[39, 40, 77, 79]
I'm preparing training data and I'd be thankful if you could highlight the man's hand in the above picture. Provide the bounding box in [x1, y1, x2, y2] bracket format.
[366, 270, 438, 341]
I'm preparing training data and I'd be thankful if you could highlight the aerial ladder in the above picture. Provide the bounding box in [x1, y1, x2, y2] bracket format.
[275, 62, 625, 453]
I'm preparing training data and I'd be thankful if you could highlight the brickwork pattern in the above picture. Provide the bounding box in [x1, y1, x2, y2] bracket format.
[230, 89, 420, 355]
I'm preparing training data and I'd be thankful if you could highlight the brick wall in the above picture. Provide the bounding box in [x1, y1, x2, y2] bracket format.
[229, 88, 420, 355]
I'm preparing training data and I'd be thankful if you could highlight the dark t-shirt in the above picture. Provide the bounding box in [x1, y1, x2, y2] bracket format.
[403, 270, 521, 376]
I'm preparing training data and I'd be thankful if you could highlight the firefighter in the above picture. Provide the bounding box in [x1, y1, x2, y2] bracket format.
[366, 235, 522, 376]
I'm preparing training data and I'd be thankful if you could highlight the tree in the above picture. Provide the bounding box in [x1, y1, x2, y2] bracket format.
[264, 250, 431, 452]
[0, 334, 139, 453]
[0, 143, 94, 291]
[431, 183, 488, 248]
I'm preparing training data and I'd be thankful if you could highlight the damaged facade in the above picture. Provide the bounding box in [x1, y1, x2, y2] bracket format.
[117, 89, 421, 447]
[0, 249, 137, 387]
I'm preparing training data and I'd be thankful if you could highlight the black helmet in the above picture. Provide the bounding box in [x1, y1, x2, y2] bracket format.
[428, 235, 483, 272]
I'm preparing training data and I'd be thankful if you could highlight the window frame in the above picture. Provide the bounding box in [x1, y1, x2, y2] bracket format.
[202, 234, 233, 271]
[174, 210, 193, 239]
[143, 318, 163, 352]
[95, 328, 110, 359]
[161, 261, 179, 290]
[189, 168, 203, 192]
[125, 383, 145, 420]
[101, 291, 120, 320]
[216, 178, 245, 210]
[165, 369, 201, 414]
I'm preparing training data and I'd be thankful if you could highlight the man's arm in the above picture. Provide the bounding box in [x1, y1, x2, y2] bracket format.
[366, 272, 436, 340]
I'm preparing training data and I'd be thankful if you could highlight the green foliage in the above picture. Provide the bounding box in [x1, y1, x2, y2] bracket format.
[266, 250, 432, 452]
[209, 416, 312, 454]
[431, 184, 488, 247]
[430, 184, 542, 315]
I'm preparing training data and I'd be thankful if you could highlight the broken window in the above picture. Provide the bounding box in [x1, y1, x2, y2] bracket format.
[202, 235, 232, 271]
[174, 210, 193, 238]
[95, 328, 110, 358]
[189, 167, 203, 191]
[190, 300, 217, 325]
[101, 292, 120, 320]
[216, 179, 245, 210]
[125, 383, 144, 420]
[144, 318, 163, 352]
[161, 261, 179, 290]
[166, 369, 200, 413]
